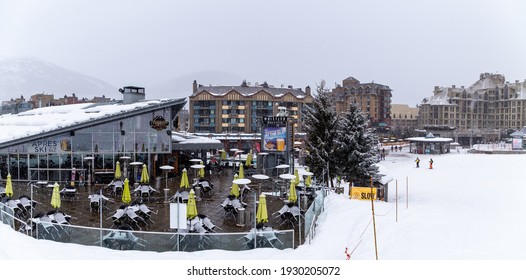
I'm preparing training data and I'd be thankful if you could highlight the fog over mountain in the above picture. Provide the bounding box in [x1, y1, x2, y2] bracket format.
[0, 57, 119, 100]
[147, 70, 244, 100]
[0, 57, 248, 104]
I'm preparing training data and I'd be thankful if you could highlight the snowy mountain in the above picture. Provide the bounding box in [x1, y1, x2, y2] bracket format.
[0, 57, 118, 100]
[148, 70, 244, 100]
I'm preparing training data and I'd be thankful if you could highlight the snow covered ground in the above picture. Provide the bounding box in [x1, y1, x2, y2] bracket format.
[2, 151, 526, 278]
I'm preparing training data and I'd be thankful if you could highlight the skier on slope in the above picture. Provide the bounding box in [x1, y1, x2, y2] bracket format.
[415, 157, 420, 168]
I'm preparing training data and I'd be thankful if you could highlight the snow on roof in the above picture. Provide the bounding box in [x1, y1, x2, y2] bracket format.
[425, 88, 453, 105]
[0, 99, 178, 144]
[405, 136, 453, 142]
[376, 164, 394, 185]
[171, 132, 224, 150]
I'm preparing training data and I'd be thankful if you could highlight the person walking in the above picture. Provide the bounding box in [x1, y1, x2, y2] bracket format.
[381, 148, 386, 160]
[429, 158, 434, 169]
[415, 157, 420, 168]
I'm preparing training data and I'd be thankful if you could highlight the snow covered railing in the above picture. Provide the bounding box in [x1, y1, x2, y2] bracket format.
[472, 143, 512, 151]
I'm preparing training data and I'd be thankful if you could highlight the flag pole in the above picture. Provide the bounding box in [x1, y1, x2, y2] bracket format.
[396, 179, 398, 222]
[370, 176, 378, 260]
[406, 176, 409, 209]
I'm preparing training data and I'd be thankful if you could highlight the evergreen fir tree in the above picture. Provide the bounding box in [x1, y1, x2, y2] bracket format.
[336, 102, 380, 186]
[302, 81, 339, 187]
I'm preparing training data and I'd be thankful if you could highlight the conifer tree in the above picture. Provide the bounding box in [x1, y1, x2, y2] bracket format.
[335, 102, 380, 186]
[302, 81, 339, 187]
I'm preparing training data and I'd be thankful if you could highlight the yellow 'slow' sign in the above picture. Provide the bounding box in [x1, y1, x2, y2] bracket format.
[350, 187, 377, 200]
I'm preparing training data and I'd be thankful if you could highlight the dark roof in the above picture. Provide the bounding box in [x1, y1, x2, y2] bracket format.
[193, 85, 308, 99]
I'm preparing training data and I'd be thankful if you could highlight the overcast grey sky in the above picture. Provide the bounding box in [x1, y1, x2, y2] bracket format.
[1, 0, 525, 105]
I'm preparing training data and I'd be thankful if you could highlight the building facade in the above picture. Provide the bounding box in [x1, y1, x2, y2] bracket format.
[0, 87, 186, 183]
[418, 73, 526, 144]
[188, 80, 314, 134]
[332, 77, 392, 129]
[390, 104, 419, 138]
[0, 95, 34, 115]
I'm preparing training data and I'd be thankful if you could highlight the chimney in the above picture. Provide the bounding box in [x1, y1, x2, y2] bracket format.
[305, 86, 311, 95]
[452, 85, 456, 89]
[193, 80, 198, 93]
[120, 86, 145, 104]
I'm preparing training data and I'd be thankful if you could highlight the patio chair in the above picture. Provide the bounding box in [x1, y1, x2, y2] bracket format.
[4, 199, 24, 218]
[274, 202, 300, 227]
[125, 208, 146, 230]
[136, 185, 156, 202]
[102, 225, 146, 250]
[108, 179, 124, 194]
[108, 206, 126, 228]
[138, 203, 157, 221]
[261, 228, 284, 248]
[38, 214, 61, 240]
[52, 211, 72, 237]
[53, 211, 71, 225]
[195, 179, 214, 197]
[169, 191, 189, 203]
[199, 214, 221, 232]
[239, 185, 252, 208]
[89, 193, 111, 212]
[18, 195, 37, 212]
[222, 204, 238, 220]
[60, 185, 77, 200]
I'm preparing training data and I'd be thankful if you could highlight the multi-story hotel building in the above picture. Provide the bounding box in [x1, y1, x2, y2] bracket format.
[188, 80, 313, 134]
[391, 104, 419, 131]
[331, 77, 392, 129]
[418, 73, 526, 144]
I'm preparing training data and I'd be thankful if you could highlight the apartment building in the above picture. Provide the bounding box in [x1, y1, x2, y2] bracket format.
[418, 73, 526, 143]
[188, 80, 313, 134]
[331, 77, 392, 129]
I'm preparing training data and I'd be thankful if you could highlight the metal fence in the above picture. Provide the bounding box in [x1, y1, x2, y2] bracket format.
[304, 188, 326, 244]
[0, 201, 294, 252]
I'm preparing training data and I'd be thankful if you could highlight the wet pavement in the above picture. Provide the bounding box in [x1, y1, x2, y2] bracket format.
[9, 166, 310, 247]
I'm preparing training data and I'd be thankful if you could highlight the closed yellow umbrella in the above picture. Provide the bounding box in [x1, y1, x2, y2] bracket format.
[230, 173, 240, 197]
[245, 149, 253, 167]
[198, 161, 205, 178]
[122, 178, 131, 204]
[294, 168, 300, 185]
[239, 163, 245, 179]
[187, 189, 198, 219]
[114, 161, 122, 179]
[51, 182, 61, 209]
[305, 167, 312, 187]
[5, 173, 13, 198]
[288, 179, 297, 203]
[256, 193, 268, 223]
[140, 164, 149, 184]
[180, 168, 190, 189]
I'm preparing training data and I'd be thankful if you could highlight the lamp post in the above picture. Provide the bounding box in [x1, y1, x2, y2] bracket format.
[84, 156, 101, 246]
[259, 152, 268, 175]
[160, 165, 174, 202]
[84, 156, 94, 188]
